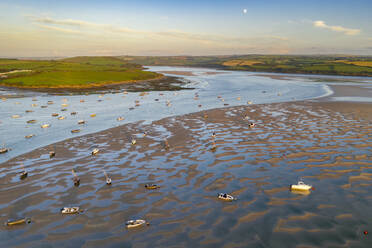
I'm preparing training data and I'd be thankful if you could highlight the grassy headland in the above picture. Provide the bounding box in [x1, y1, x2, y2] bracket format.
[119, 55, 372, 77]
[0, 56, 161, 89]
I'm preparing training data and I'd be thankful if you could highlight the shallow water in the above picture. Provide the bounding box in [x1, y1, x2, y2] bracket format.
[0, 101, 371, 247]
[0, 67, 338, 164]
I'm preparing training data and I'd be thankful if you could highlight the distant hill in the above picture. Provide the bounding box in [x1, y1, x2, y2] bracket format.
[118, 55, 372, 77]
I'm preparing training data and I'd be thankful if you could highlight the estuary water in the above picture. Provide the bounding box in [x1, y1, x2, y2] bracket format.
[0, 67, 371, 247]
[0, 67, 335, 164]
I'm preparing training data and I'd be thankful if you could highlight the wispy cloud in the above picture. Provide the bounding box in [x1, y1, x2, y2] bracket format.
[313, 20, 360, 36]
[36, 24, 81, 34]
[27, 16, 289, 44]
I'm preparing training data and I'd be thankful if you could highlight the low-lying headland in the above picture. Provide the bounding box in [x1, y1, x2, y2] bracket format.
[0, 56, 188, 92]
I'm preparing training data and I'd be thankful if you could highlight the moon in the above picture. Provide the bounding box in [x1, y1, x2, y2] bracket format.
[243, 9, 247, 14]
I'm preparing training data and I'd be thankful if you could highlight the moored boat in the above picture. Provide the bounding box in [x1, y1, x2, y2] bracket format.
[5, 218, 31, 226]
[218, 193, 236, 201]
[41, 124, 50, 128]
[145, 184, 160, 189]
[125, 219, 148, 228]
[61, 207, 80, 214]
[290, 180, 312, 191]
[0, 148, 9, 154]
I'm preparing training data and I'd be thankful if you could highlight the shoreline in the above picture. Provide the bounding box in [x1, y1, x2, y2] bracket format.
[0, 74, 164, 91]
[0, 75, 193, 95]
[144, 64, 372, 78]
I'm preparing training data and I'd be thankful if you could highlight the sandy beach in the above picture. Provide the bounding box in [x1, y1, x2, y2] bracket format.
[0, 84, 371, 247]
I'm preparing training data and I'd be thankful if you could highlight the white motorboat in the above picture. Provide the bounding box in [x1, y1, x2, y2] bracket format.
[290, 180, 312, 191]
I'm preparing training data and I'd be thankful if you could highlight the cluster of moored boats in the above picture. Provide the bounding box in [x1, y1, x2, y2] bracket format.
[4, 135, 314, 229]
[2, 92, 296, 230]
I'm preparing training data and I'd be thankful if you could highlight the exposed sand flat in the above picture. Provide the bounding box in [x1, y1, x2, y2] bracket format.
[0, 99, 371, 247]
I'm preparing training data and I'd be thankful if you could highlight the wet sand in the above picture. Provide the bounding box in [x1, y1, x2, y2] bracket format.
[0, 93, 371, 247]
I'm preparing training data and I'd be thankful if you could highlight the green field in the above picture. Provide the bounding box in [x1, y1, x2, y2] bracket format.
[119, 55, 372, 77]
[0, 56, 161, 89]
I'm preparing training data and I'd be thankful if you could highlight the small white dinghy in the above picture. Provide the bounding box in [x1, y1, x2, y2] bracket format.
[290, 180, 312, 191]
[125, 219, 148, 228]
[218, 193, 236, 202]
[61, 207, 80, 214]
[41, 124, 50, 128]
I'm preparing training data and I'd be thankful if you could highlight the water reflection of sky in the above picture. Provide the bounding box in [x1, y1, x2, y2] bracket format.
[1, 66, 366, 164]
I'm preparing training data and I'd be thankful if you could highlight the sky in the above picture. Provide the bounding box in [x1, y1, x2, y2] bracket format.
[0, 0, 372, 57]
